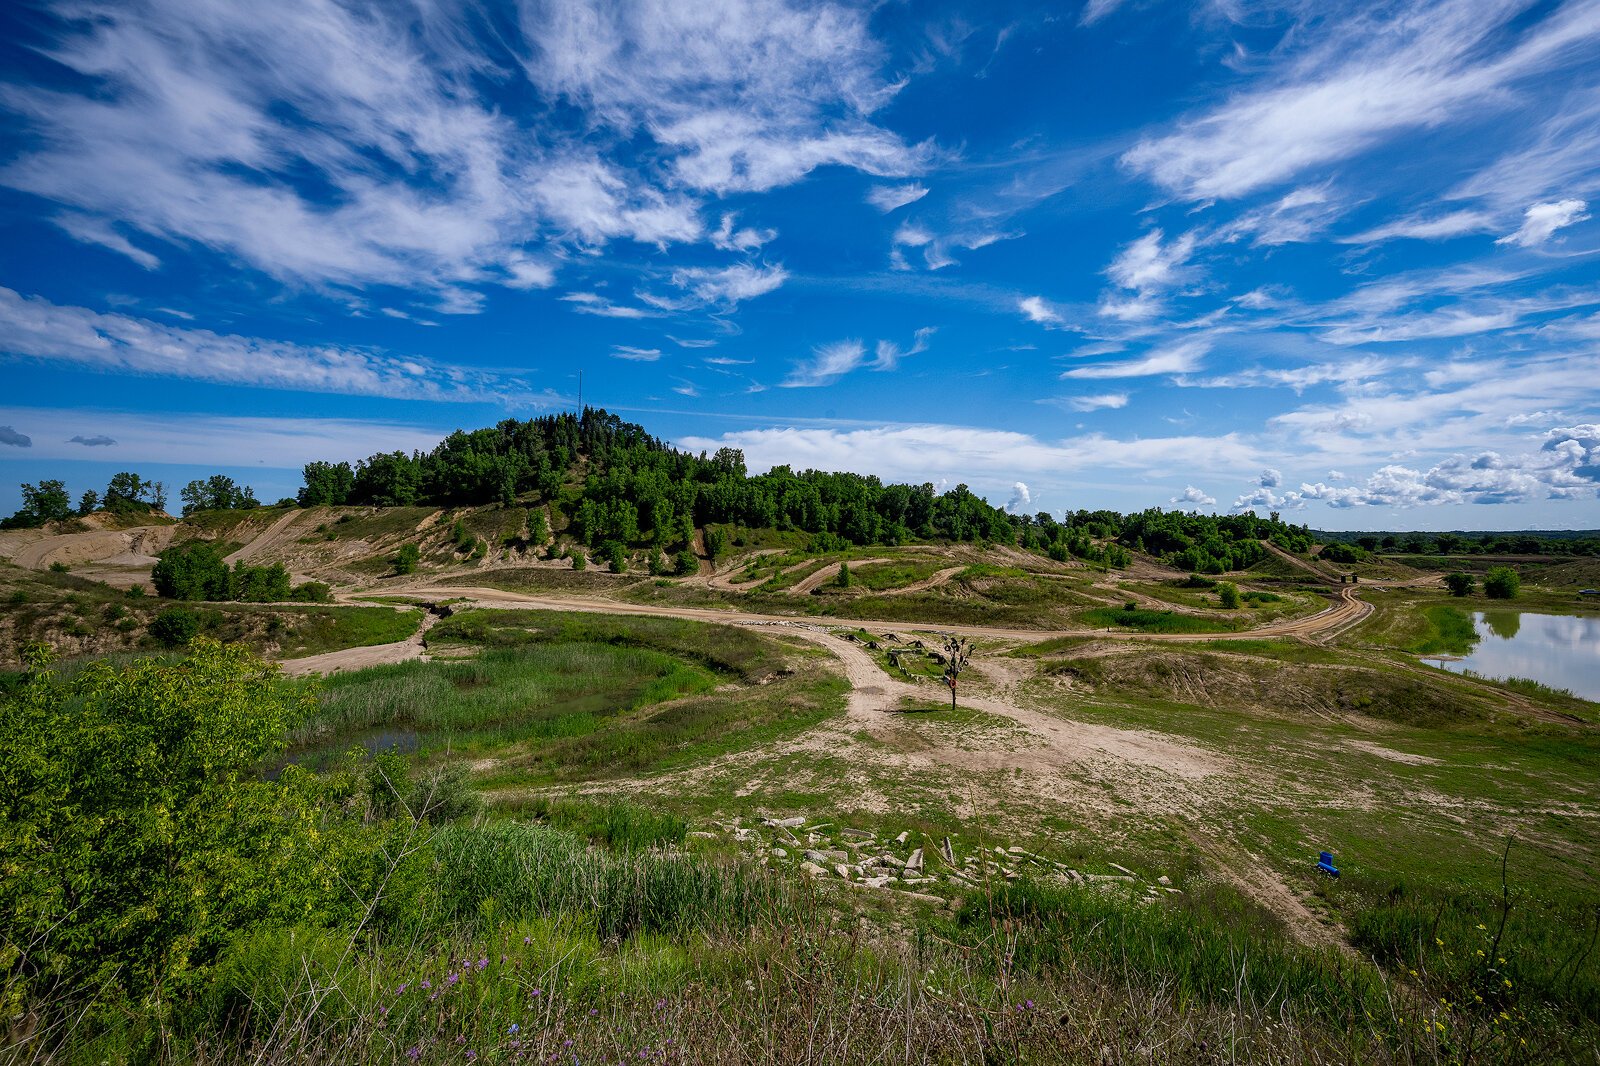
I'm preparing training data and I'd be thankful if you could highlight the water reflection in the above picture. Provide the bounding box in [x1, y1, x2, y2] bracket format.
[1429, 612, 1600, 702]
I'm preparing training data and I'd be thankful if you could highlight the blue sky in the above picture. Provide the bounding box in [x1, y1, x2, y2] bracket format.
[1, 0, 1598, 530]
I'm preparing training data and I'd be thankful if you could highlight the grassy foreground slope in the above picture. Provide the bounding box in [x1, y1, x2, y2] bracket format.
[5, 578, 1595, 1064]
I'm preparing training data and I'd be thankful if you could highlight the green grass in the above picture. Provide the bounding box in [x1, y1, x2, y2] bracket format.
[1408, 604, 1480, 655]
[290, 642, 715, 761]
[847, 559, 945, 591]
[272, 605, 423, 657]
[1079, 605, 1242, 633]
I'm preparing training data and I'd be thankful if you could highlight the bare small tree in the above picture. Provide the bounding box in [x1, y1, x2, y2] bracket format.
[942, 636, 972, 712]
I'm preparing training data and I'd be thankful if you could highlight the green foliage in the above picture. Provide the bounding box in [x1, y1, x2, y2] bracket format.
[1445, 571, 1476, 596]
[1081, 606, 1239, 634]
[297, 460, 354, 506]
[649, 550, 669, 576]
[76, 489, 99, 517]
[152, 541, 230, 600]
[393, 542, 420, 575]
[522, 797, 688, 851]
[103, 471, 158, 514]
[0, 640, 330, 1002]
[47, 561, 69, 574]
[1217, 581, 1241, 609]
[1484, 566, 1521, 599]
[2, 479, 74, 530]
[836, 561, 852, 588]
[289, 581, 332, 603]
[179, 474, 258, 516]
[571, 550, 587, 571]
[152, 542, 289, 602]
[150, 606, 204, 646]
[674, 549, 699, 576]
[607, 542, 627, 573]
[1318, 542, 1367, 564]
[704, 526, 728, 561]
[1408, 606, 1480, 655]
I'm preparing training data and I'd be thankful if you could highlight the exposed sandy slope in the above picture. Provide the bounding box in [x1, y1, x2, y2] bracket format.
[10, 525, 176, 571]
[278, 610, 437, 677]
[787, 558, 891, 595]
[223, 508, 303, 564]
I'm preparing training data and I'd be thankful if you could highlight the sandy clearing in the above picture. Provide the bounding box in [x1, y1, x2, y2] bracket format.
[12, 525, 176, 571]
[787, 558, 892, 595]
[278, 610, 437, 677]
[1344, 739, 1442, 766]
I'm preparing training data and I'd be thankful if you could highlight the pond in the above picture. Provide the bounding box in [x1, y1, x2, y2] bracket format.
[1425, 611, 1600, 702]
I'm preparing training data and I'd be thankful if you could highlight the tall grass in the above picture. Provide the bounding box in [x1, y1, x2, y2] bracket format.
[1080, 605, 1242, 633]
[290, 643, 713, 755]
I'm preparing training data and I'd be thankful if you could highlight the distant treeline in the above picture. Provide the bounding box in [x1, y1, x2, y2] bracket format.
[1317, 529, 1600, 556]
[289, 408, 1315, 573]
[1, 409, 1323, 575]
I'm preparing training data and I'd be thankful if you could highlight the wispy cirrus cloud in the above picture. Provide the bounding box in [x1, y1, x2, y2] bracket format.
[0, 287, 552, 404]
[1123, 1, 1600, 201]
[1496, 198, 1591, 246]
[1063, 339, 1209, 379]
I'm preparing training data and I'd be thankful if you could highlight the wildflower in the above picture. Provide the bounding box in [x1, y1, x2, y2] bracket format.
[532, 988, 542, 997]
[510, 1023, 520, 1034]
[466, 1052, 477, 1062]
[396, 984, 408, 995]
[421, 980, 432, 990]
[478, 957, 489, 970]
[524, 936, 532, 944]
[405, 1048, 421, 1061]
[447, 973, 460, 986]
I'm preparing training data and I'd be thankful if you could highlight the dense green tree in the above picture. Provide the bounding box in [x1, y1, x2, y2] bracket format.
[298, 461, 355, 506]
[675, 550, 698, 576]
[76, 489, 99, 516]
[149, 605, 204, 646]
[352, 451, 422, 506]
[2, 480, 73, 528]
[392, 543, 420, 575]
[1217, 582, 1241, 609]
[1444, 572, 1475, 597]
[180, 474, 258, 515]
[1484, 567, 1520, 599]
[103, 471, 153, 514]
[230, 560, 291, 602]
[151, 542, 231, 600]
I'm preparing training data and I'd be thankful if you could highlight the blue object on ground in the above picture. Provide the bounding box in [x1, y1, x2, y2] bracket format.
[1317, 851, 1340, 878]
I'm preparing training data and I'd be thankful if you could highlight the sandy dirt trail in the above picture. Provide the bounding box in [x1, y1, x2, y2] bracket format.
[278, 610, 438, 677]
[224, 508, 303, 565]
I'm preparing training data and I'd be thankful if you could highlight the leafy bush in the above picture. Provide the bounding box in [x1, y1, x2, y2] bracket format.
[1445, 571, 1475, 596]
[1217, 582, 1241, 609]
[152, 542, 230, 600]
[674, 549, 698, 576]
[289, 581, 332, 603]
[1484, 566, 1520, 599]
[149, 606, 204, 647]
[393, 542, 420, 575]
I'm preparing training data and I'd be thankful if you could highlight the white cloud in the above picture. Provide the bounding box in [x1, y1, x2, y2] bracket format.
[1005, 481, 1032, 513]
[669, 263, 789, 307]
[867, 183, 929, 212]
[1496, 198, 1591, 247]
[0, 407, 447, 469]
[0, 286, 547, 404]
[1046, 392, 1129, 412]
[783, 339, 866, 387]
[611, 346, 661, 362]
[1107, 229, 1195, 290]
[677, 423, 1261, 489]
[521, 0, 929, 195]
[1345, 209, 1496, 243]
[0, 0, 924, 305]
[710, 213, 777, 252]
[1080, 0, 1127, 27]
[560, 292, 658, 319]
[1063, 339, 1208, 379]
[1258, 468, 1282, 488]
[1018, 296, 1064, 326]
[872, 327, 935, 370]
[1122, 2, 1600, 200]
[668, 335, 717, 349]
[1171, 485, 1216, 507]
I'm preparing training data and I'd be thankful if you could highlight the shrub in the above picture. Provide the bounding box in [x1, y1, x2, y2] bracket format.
[1217, 582, 1241, 609]
[674, 550, 698, 576]
[649, 550, 669, 576]
[289, 581, 333, 603]
[392, 543, 420, 575]
[1484, 566, 1520, 599]
[149, 606, 204, 647]
[607, 543, 626, 573]
[1444, 571, 1475, 597]
[571, 551, 587, 571]
[152, 542, 230, 599]
[47, 561, 70, 574]
[836, 561, 852, 588]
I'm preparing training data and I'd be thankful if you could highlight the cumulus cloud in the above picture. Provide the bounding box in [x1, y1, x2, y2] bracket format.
[1496, 199, 1590, 247]
[0, 426, 32, 447]
[867, 183, 929, 212]
[1258, 468, 1282, 488]
[0, 287, 549, 405]
[67, 435, 117, 447]
[1005, 481, 1032, 513]
[1171, 485, 1217, 507]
